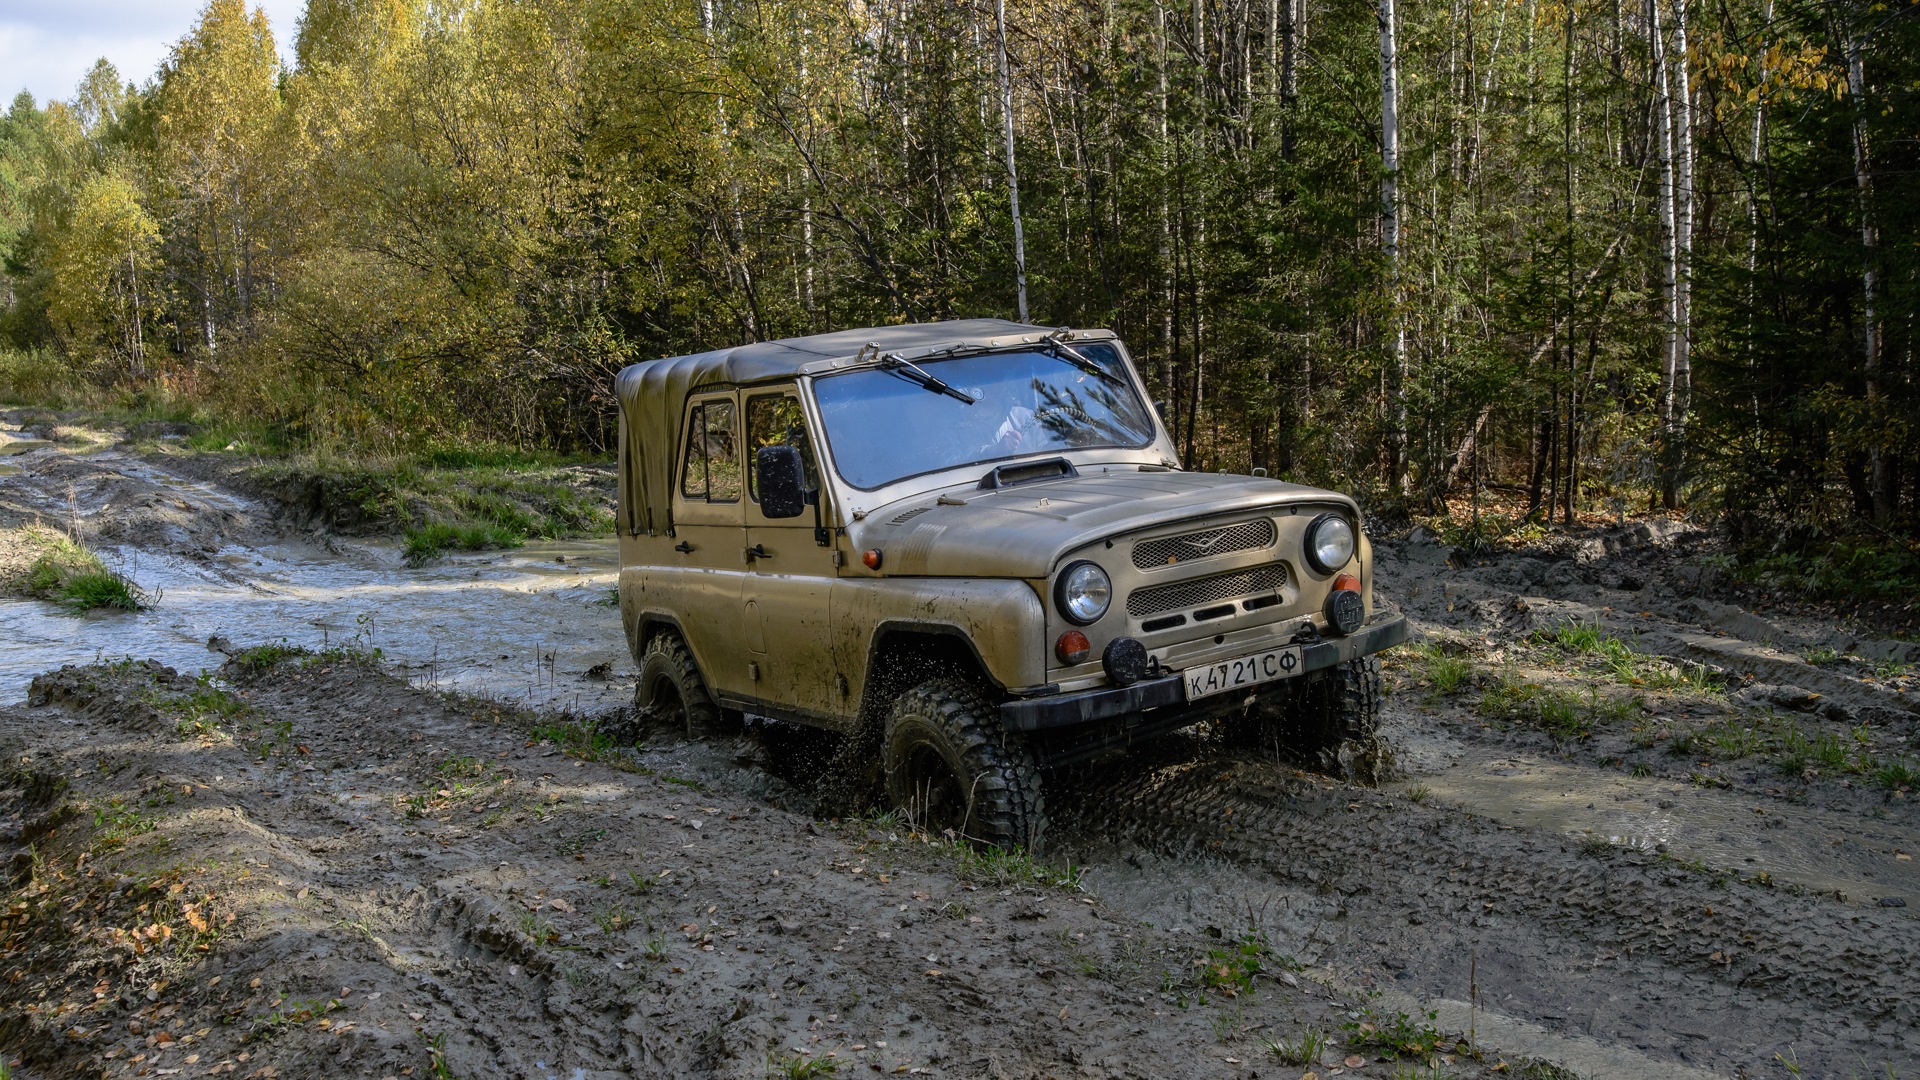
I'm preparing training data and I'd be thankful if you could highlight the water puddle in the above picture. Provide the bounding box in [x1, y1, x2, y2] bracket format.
[0, 526, 632, 714]
[1, 431, 52, 457]
[1396, 749, 1920, 902]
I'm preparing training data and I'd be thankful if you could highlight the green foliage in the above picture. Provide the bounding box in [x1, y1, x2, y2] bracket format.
[1, 0, 1916, 554]
[1479, 674, 1592, 742]
[1343, 1007, 1444, 1059]
[1197, 933, 1266, 997]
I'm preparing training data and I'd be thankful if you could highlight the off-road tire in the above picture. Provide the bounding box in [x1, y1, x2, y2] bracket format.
[1225, 656, 1389, 784]
[634, 633, 722, 740]
[883, 678, 1046, 851]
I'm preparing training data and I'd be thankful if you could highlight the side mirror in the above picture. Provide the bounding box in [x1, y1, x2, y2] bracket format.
[756, 445, 808, 519]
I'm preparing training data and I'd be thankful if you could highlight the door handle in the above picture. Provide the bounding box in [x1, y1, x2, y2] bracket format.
[746, 543, 771, 561]
[674, 541, 694, 554]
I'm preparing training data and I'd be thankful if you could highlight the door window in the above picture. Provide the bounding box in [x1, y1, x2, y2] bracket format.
[746, 392, 821, 504]
[680, 398, 741, 502]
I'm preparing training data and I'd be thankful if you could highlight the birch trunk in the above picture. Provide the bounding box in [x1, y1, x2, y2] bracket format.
[1670, 0, 1694, 502]
[1844, 22, 1886, 519]
[1651, 0, 1681, 507]
[1380, 0, 1408, 495]
[994, 0, 1029, 322]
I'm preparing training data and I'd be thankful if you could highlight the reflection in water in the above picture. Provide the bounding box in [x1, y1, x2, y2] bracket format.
[1399, 752, 1920, 901]
[0, 535, 631, 714]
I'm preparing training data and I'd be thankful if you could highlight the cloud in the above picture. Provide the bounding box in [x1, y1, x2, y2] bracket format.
[0, 0, 305, 106]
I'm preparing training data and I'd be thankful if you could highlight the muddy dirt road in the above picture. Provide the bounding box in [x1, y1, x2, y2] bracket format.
[2, 418, 1917, 1078]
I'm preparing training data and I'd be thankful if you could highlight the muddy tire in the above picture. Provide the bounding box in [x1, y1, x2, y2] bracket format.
[634, 633, 722, 740]
[1226, 656, 1390, 784]
[883, 678, 1046, 851]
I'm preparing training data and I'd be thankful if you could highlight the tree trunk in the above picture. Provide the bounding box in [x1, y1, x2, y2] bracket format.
[1844, 19, 1887, 520]
[1670, 0, 1694, 504]
[994, 0, 1030, 322]
[1651, 0, 1680, 507]
[1379, 0, 1408, 497]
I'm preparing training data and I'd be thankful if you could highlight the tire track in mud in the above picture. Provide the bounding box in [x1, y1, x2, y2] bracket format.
[1050, 753, 1920, 1074]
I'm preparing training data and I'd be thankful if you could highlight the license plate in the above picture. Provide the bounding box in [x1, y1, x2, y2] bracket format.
[1182, 645, 1304, 701]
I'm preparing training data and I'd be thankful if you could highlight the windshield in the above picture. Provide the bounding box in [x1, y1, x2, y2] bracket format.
[812, 343, 1157, 490]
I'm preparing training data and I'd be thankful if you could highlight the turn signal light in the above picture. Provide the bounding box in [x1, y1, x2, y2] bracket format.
[862, 549, 883, 570]
[1332, 573, 1362, 593]
[1055, 630, 1092, 664]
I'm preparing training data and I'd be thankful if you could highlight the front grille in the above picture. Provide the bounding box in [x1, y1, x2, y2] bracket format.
[1126, 564, 1288, 618]
[1133, 518, 1274, 570]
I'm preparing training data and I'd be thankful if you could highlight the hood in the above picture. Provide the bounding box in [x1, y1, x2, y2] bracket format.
[848, 468, 1357, 578]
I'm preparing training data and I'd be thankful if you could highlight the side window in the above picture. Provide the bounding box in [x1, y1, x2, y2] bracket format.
[679, 398, 741, 502]
[746, 392, 820, 503]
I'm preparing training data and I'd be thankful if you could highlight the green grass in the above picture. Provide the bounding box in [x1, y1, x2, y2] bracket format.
[1403, 642, 1474, 695]
[1479, 673, 1594, 741]
[1264, 1028, 1329, 1066]
[17, 528, 150, 611]
[1533, 620, 1721, 694]
[767, 1051, 839, 1079]
[404, 521, 526, 565]
[952, 843, 1083, 891]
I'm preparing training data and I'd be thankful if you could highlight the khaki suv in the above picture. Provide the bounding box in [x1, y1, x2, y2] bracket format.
[615, 319, 1405, 849]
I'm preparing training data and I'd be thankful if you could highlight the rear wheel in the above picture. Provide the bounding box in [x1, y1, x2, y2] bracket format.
[1224, 656, 1389, 784]
[634, 632, 722, 740]
[883, 677, 1046, 851]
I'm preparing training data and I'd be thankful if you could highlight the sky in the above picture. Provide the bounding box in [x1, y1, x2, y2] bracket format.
[0, 0, 305, 107]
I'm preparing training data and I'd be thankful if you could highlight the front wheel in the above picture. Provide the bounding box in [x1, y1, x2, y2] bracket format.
[1224, 656, 1390, 784]
[883, 678, 1046, 851]
[633, 632, 722, 740]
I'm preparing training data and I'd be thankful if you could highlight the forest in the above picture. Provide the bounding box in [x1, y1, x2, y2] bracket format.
[0, 0, 1915, 589]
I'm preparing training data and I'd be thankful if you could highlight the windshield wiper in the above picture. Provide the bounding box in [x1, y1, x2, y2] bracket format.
[877, 352, 977, 404]
[1041, 331, 1121, 384]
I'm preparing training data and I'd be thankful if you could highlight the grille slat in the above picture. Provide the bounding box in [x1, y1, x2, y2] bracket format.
[1132, 519, 1275, 570]
[1126, 564, 1288, 618]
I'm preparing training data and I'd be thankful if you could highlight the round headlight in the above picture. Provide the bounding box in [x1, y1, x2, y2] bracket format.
[1305, 513, 1356, 574]
[1055, 561, 1112, 625]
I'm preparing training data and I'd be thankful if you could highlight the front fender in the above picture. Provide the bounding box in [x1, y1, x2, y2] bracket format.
[831, 577, 1048, 703]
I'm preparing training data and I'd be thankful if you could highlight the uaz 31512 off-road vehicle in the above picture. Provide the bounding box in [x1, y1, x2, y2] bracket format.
[615, 319, 1405, 850]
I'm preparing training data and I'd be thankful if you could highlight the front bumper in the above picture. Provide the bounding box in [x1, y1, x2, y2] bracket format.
[999, 605, 1407, 733]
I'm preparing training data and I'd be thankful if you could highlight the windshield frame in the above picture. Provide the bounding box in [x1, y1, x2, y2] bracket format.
[807, 344, 1163, 493]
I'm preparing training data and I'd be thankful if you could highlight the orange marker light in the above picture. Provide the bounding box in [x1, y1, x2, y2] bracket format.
[1055, 630, 1092, 664]
[861, 549, 884, 570]
[1332, 573, 1362, 593]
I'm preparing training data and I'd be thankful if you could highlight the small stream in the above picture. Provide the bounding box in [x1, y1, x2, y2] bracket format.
[1, 440, 632, 713]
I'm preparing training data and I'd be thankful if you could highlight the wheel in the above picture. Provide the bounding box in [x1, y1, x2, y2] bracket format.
[1224, 656, 1389, 784]
[633, 632, 722, 740]
[882, 677, 1046, 851]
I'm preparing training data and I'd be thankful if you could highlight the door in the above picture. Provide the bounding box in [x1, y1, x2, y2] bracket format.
[666, 392, 750, 697]
[742, 387, 844, 720]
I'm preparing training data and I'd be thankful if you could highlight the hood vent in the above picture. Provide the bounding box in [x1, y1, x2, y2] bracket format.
[1133, 518, 1275, 570]
[888, 506, 933, 525]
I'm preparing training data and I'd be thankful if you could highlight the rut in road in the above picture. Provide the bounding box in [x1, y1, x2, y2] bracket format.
[1051, 752, 1920, 1075]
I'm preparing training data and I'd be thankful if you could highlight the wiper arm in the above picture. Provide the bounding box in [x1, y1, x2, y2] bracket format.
[1041, 331, 1120, 383]
[878, 352, 977, 404]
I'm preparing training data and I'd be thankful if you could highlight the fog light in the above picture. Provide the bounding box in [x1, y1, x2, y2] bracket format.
[1325, 588, 1365, 636]
[1102, 637, 1149, 687]
[862, 548, 883, 570]
[1056, 630, 1092, 664]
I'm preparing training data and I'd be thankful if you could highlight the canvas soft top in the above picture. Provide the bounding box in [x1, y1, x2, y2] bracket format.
[614, 318, 1115, 536]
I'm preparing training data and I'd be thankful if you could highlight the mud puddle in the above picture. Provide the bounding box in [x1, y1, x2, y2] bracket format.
[1389, 746, 1920, 902]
